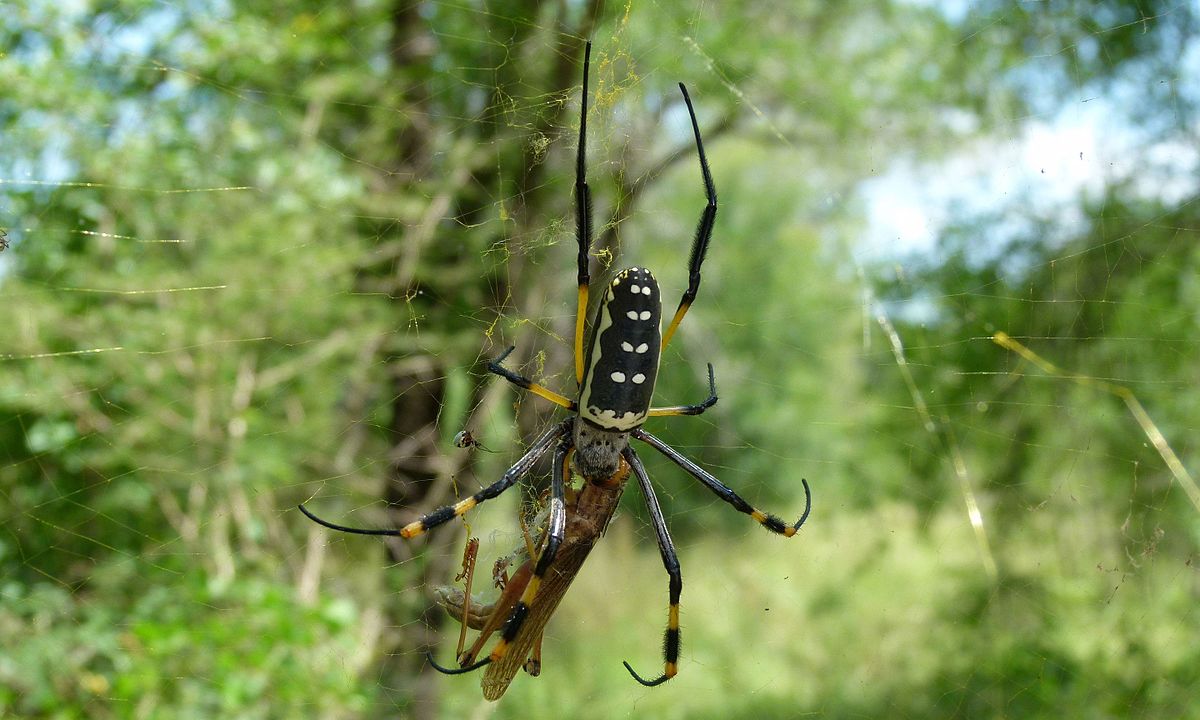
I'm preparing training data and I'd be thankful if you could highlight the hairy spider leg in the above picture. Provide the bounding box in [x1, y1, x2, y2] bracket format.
[621, 448, 683, 687]
[297, 420, 570, 538]
[661, 83, 718, 353]
[574, 41, 595, 385]
[632, 428, 812, 536]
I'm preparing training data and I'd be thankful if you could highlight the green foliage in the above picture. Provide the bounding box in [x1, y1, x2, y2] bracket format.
[0, 568, 370, 719]
[439, 503, 1198, 719]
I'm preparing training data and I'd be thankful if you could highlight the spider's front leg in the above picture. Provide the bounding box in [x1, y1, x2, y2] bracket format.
[298, 419, 570, 539]
[574, 40, 596, 385]
[661, 82, 718, 353]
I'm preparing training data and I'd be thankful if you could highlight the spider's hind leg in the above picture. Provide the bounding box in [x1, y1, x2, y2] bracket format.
[621, 448, 683, 687]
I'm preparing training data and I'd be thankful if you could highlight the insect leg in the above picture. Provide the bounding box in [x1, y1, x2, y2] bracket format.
[524, 632, 545, 676]
[443, 537, 481, 659]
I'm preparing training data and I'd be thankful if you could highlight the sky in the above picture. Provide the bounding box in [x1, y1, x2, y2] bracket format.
[857, 4, 1200, 264]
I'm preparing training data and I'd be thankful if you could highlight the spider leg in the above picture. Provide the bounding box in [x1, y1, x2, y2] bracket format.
[298, 420, 570, 539]
[661, 82, 717, 352]
[621, 448, 682, 687]
[484, 439, 571, 665]
[488, 346, 578, 411]
[574, 41, 595, 385]
[647, 363, 717, 418]
[632, 428, 812, 536]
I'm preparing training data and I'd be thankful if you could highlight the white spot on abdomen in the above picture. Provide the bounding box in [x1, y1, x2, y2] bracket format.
[635, 342, 648, 353]
[621, 341, 634, 352]
[639, 310, 651, 320]
[610, 371, 626, 383]
[632, 373, 646, 384]
[626, 310, 638, 320]
[641, 286, 652, 295]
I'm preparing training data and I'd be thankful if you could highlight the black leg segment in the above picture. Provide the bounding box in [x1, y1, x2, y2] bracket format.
[648, 363, 718, 417]
[299, 420, 571, 539]
[632, 428, 811, 536]
[661, 83, 718, 351]
[622, 448, 683, 687]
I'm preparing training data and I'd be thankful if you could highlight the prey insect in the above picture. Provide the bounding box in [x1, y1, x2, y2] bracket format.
[299, 41, 812, 697]
[433, 468, 627, 698]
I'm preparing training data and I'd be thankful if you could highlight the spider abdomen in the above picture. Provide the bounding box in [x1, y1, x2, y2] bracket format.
[578, 267, 662, 432]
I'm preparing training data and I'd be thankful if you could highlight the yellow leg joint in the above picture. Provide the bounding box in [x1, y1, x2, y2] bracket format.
[660, 302, 691, 352]
[526, 383, 577, 410]
[574, 284, 588, 384]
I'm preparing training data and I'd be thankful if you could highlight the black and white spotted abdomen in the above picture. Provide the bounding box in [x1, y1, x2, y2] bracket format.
[578, 267, 662, 431]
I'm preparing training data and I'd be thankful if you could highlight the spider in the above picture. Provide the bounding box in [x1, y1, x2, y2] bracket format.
[452, 429, 494, 453]
[299, 41, 811, 689]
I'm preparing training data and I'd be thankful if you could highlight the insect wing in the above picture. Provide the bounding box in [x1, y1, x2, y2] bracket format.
[480, 542, 591, 700]
[480, 474, 628, 700]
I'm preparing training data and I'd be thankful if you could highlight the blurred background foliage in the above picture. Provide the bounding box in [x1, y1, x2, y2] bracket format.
[1, 1, 1198, 718]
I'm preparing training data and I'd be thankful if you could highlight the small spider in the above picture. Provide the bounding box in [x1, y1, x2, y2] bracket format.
[453, 430, 494, 453]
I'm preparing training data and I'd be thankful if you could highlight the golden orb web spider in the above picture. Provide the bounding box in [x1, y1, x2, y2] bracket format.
[299, 41, 812, 692]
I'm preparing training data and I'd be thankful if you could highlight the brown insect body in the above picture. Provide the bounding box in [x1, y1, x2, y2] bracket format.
[438, 459, 630, 700]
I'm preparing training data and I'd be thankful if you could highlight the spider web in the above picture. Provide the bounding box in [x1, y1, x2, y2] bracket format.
[2, 3, 1198, 719]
